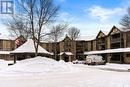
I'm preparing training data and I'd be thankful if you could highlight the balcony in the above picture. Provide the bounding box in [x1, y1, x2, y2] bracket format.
[98, 46, 105, 50]
[111, 38, 121, 43]
[111, 43, 120, 49]
[98, 42, 105, 45]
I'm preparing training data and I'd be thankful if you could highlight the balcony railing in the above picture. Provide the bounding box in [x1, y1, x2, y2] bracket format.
[111, 38, 121, 43]
[98, 46, 105, 50]
[98, 42, 105, 45]
[98, 39, 105, 44]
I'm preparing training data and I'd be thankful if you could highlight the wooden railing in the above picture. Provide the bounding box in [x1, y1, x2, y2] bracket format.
[111, 38, 121, 43]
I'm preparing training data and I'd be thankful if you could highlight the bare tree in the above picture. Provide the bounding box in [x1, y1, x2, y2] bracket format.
[120, 7, 130, 30]
[68, 27, 80, 60]
[48, 23, 68, 60]
[13, 0, 59, 56]
[68, 27, 80, 40]
[4, 15, 31, 39]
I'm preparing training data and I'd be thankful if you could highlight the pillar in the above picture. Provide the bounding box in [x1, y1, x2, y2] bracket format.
[60, 55, 62, 60]
[69, 56, 71, 62]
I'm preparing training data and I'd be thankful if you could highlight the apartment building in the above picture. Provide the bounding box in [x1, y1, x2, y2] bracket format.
[41, 35, 95, 62]
[85, 26, 130, 63]
[1, 26, 130, 63]
[0, 35, 16, 60]
[42, 26, 130, 63]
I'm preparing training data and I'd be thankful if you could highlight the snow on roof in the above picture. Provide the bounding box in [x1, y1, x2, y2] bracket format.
[102, 31, 109, 35]
[76, 36, 96, 41]
[11, 39, 52, 54]
[59, 52, 73, 55]
[0, 51, 10, 54]
[0, 34, 15, 40]
[84, 47, 130, 55]
[119, 28, 130, 32]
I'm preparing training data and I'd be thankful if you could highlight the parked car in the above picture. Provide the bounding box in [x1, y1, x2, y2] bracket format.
[85, 55, 106, 65]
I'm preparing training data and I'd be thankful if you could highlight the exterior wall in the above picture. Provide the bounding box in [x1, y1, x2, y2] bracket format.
[124, 53, 130, 63]
[107, 36, 110, 49]
[0, 40, 16, 61]
[0, 40, 15, 51]
[76, 41, 84, 53]
[59, 42, 64, 52]
[96, 31, 106, 50]
[123, 32, 127, 48]
[41, 43, 54, 53]
[47, 43, 53, 52]
[76, 41, 85, 60]
[41, 43, 47, 49]
[92, 40, 96, 51]
[87, 41, 92, 51]
[125, 31, 130, 47]
[71, 41, 76, 60]
[41, 42, 60, 59]
[84, 41, 88, 51]
[3, 40, 9, 51]
[0, 54, 11, 60]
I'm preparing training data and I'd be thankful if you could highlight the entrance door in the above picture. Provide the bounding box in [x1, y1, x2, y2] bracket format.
[110, 53, 121, 63]
[62, 53, 69, 62]
[64, 56, 69, 62]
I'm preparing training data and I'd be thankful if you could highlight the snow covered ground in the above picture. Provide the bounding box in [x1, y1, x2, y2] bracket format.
[0, 56, 130, 87]
[86, 63, 130, 71]
[0, 59, 8, 70]
[0, 56, 81, 76]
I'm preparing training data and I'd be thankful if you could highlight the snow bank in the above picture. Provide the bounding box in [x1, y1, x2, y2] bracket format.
[0, 59, 8, 70]
[0, 56, 79, 76]
[91, 63, 130, 71]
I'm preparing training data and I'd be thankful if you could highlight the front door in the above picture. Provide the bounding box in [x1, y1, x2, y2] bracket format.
[62, 53, 69, 62]
[64, 56, 69, 62]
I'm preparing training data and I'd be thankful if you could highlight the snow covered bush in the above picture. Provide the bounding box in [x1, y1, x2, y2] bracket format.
[73, 60, 86, 64]
[86, 55, 105, 65]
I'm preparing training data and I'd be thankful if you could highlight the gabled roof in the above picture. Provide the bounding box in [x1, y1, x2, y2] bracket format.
[61, 35, 72, 42]
[119, 28, 130, 32]
[108, 26, 121, 35]
[102, 31, 109, 35]
[15, 35, 26, 41]
[59, 52, 73, 55]
[96, 30, 106, 38]
[11, 39, 52, 54]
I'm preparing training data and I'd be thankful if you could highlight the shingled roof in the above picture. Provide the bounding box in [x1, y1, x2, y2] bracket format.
[11, 39, 52, 54]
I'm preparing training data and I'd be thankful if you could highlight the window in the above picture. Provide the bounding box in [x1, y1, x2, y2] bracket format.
[126, 54, 130, 57]
[110, 54, 120, 61]
[127, 43, 130, 47]
[128, 33, 130, 37]
[0, 40, 2, 50]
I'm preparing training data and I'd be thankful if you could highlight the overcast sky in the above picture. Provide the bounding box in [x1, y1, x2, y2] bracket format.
[0, 0, 130, 36]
